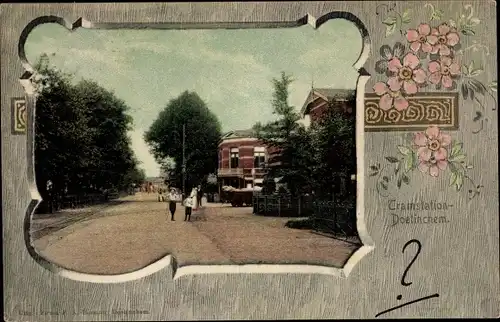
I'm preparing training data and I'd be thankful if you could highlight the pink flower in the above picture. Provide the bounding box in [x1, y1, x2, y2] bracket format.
[417, 153, 448, 177]
[413, 126, 452, 177]
[428, 56, 461, 88]
[373, 79, 409, 111]
[406, 23, 438, 53]
[387, 53, 427, 95]
[430, 23, 460, 56]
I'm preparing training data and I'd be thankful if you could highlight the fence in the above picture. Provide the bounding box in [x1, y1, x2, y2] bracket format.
[36, 191, 122, 214]
[252, 194, 314, 217]
[253, 193, 359, 242]
[311, 199, 359, 242]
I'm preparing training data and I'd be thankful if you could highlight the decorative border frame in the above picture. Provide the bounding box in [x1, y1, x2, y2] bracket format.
[17, 13, 374, 283]
[11, 97, 27, 135]
[364, 92, 459, 132]
[2, 2, 498, 320]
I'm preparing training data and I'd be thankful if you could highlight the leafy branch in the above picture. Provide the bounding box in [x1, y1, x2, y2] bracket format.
[449, 4, 481, 36]
[381, 9, 412, 37]
[447, 141, 482, 199]
[424, 3, 444, 21]
[369, 145, 417, 197]
[461, 61, 497, 133]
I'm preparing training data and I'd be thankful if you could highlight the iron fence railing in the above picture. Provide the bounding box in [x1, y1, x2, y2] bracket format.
[252, 194, 314, 217]
[252, 193, 360, 243]
[311, 199, 359, 243]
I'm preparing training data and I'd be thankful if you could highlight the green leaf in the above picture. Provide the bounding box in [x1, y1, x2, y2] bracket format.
[461, 64, 470, 75]
[396, 176, 402, 188]
[404, 151, 416, 173]
[385, 23, 397, 37]
[489, 81, 497, 92]
[450, 154, 466, 162]
[402, 175, 410, 185]
[449, 171, 457, 186]
[461, 82, 470, 100]
[470, 68, 483, 77]
[450, 142, 463, 158]
[468, 61, 475, 74]
[385, 156, 399, 163]
[434, 9, 444, 20]
[382, 16, 397, 26]
[369, 165, 379, 171]
[382, 176, 389, 182]
[380, 182, 388, 190]
[369, 172, 378, 177]
[454, 172, 464, 191]
[461, 28, 475, 36]
[397, 145, 411, 156]
[402, 9, 412, 24]
[448, 161, 458, 173]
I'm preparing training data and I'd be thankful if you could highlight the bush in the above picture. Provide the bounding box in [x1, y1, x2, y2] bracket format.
[285, 218, 314, 230]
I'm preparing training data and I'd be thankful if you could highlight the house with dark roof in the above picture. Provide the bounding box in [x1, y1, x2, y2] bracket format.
[300, 88, 356, 125]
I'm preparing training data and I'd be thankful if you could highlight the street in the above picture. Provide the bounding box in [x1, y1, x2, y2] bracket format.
[31, 192, 359, 275]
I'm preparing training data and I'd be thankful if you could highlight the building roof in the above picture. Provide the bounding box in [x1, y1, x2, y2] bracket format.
[300, 88, 355, 116]
[220, 129, 256, 140]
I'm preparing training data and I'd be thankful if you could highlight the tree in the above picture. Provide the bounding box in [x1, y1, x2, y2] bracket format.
[253, 72, 314, 196]
[34, 54, 95, 200]
[122, 166, 147, 187]
[144, 91, 222, 193]
[33, 54, 142, 211]
[308, 94, 357, 199]
[71, 79, 137, 191]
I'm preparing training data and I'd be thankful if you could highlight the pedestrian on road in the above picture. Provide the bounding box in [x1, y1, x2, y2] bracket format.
[196, 185, 203, 208]
[183, 187, 198, 221]
[167, 188, 178, 221]
[158, 187, 165, 202]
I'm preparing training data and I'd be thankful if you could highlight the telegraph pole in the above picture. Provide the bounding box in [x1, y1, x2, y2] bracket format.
[182, 123, 186, 197]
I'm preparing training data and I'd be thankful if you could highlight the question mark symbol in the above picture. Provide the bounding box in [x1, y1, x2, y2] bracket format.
[401, 239, 422, 287]
[375, 239, 439, 317]
[395, 239, 422, 301]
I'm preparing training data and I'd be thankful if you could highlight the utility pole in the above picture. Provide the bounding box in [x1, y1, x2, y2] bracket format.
[182, 123, 186, 197]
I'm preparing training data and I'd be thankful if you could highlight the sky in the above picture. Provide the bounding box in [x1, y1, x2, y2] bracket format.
[25, 20, 362, 177]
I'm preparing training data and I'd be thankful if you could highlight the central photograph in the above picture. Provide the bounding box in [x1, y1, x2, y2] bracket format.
[27, 18, 363, 274]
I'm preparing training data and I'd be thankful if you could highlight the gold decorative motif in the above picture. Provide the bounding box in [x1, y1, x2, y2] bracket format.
[364, 92, 459, 132]
[12, 98, 27, 135]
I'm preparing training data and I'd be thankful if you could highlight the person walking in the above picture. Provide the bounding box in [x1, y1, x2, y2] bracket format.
[167, 188, 178, 221]
[183, 187, 198, 221]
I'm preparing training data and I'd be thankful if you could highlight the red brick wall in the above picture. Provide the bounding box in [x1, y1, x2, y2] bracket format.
[218, 139, 268, 170]
[308, 99, 354, 124]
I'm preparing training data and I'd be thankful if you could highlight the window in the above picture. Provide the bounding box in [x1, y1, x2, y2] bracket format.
[254, 152, 266, 168]
[230, 148, 239, 168]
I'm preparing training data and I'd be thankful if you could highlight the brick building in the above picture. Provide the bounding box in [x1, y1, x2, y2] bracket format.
[300, 88, 355, 125]
[217, 129, 270, 190]
[217, 88, 356, 193]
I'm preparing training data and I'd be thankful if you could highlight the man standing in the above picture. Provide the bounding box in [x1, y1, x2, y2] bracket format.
[196, 185, 203, 208]
[167, 188, 178, 221]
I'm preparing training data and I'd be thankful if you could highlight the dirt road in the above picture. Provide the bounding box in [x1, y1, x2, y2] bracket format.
[30, 193, 359, 274]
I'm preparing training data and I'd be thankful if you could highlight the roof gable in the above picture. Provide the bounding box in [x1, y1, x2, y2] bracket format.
[221, 129, 256, 140]
[300, 88, 355, 116]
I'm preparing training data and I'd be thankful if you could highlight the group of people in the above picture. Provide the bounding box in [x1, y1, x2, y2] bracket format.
[167, 185, 203, 221]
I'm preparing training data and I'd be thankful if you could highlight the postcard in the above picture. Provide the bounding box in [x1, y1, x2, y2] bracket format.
[2, 1, 498, 320]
